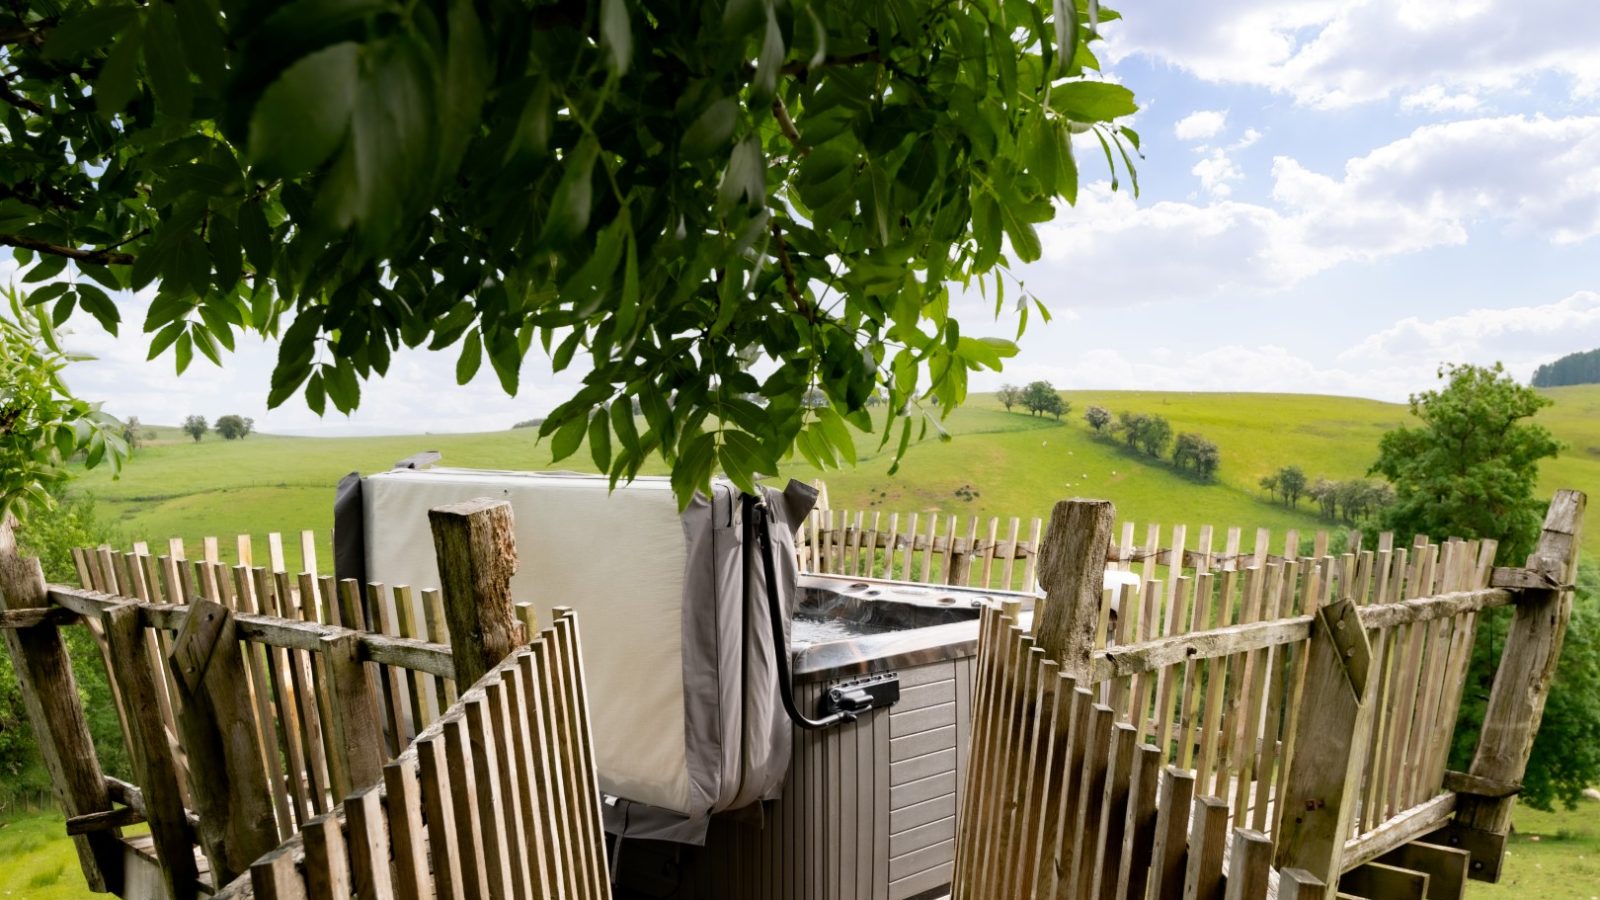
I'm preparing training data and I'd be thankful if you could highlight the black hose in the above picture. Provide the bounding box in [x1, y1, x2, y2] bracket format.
[749, 493, 855, 730]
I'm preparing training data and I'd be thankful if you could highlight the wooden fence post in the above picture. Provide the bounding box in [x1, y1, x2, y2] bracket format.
[1274, 597, 1376, 895]
[1034, 499, 1116, 676]
[170, 598, 280, 886]
[429, 498, 520, 687]
[1444, 489, 1585, 881]
[0, 515, 120, 892]
[322, 631, 386, 793]
[103, 603, 200, 900]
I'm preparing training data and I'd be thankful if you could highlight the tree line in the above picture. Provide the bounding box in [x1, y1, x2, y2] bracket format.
[997, 381, 1069, 419]
[1531, 347, 1600, 388]
[182, 415, 255, 442]
[1258, 465, 1395, 525]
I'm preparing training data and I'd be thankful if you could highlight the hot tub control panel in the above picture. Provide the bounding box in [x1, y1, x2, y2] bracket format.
[819, 672, 901, 719]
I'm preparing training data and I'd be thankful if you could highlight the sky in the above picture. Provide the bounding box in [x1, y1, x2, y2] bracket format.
[26, 0, 1600, 434]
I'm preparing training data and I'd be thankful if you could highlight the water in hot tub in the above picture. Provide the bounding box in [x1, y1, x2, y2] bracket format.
[789, 613, 897, 647]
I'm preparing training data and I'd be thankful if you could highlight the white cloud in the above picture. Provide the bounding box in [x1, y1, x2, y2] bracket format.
[982, 291, 1600, 402]
[1340, 291, 1600, 376]
[1174, 110, 1228, 141]
[1103, 0, 1600, 108]
[1038, 114, 1600, 304]
[1192, 153, 1243, 197]
[1400, 86, 1482, 114]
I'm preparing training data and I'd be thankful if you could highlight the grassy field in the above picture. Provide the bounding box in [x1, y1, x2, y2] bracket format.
[73, 386, 1600, 572]
[3, 797, 1595, 898]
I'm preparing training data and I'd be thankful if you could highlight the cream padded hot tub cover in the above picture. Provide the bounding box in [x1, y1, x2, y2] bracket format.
[359, 469, 730, 820]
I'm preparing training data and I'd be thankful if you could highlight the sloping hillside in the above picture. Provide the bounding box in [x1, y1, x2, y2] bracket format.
[71, 388, 1597, 573]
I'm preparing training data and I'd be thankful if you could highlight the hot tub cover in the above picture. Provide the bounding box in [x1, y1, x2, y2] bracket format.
[339, 467, 815, 842]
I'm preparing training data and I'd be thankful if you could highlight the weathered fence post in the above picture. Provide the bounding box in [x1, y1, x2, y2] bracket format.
[429, 498, 520, 686]
[1442, 489, 1585, 880]
[321, 630, 386, 792]
[1274, 597, 1376, 895]
[1034, 499, 1116, 675]
[0, 515, 121, 892]
[103, 603, 200, 899]
[170, 598, 280, 885]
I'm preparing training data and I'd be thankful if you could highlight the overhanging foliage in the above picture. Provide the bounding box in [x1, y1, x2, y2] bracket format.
[0, 0, 1138, 506]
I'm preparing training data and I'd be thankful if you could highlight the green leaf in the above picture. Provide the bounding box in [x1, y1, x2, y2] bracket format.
[142, 5, 192, 122]
[44, 5, 139, 59]
[541, 137, 598, 244]
[23, 281, 70, 306]
[611, 399, 640, 452]
[306, 368, 326, 415]
[438, 0, 492, 181]
[191, 325, 222, 366]
[22, 255, 67, 283]
[94, 21, 143, 116]
[815, 407, 857, 466]
[209, 215, 243, 292]
[456, 328, 482, 384]
[600, 0, 633, 74]
[76, 284, 121, 335]
[589, 408, 613, 472]
[239, 200, 274, 277]
[682, 97, 739, 158]
[248, 42, 360, 177]
[52, 293, 76, 327]
[999, 201, 1042, 262]
[550, 412, 588, 463]
[1049, 81, 1138, 123]
[752, 6, 785, 100]
[174, 330, 193, 374]
[78, 263, 122, 292]
[147, 320, 185, 359]
[717, 137, 766, 215]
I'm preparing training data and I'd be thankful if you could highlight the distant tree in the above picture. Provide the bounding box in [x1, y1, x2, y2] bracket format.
[215, 415, 253, 440]
[512, 418, 546, 430]
[1116, 410, 1145, 449]
[1042, 393, 1069, 420]
[1173, 433, 1220, 479]
[1135, 414, 1172, 458]
[1308, 477, 1340, 519]
[182, 415, 208, 443]
[1084, 405, 1111, 433]
[1022, 381, 1060, 417]
[1276, 465, 1308, 508]
[997, 384, 1023, 413]
[1371, 363, 1560, 563]
[1258, 472, 1280, 502]
[122, 416, 144, 451]
[1531, 347, 1600, 388]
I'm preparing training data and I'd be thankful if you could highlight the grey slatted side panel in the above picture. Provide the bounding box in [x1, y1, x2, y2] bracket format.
[682, 659, 973, 900]
[887, 661, 959, 900]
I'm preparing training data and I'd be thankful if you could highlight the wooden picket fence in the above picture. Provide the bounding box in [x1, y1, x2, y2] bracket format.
[0, 498, 612, 900]
[952, 490, 1585, 899]
[798, 504, 1048, 591]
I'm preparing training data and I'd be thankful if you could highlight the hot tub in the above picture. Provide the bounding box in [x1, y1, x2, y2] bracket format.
[617, 575, 1034, 900]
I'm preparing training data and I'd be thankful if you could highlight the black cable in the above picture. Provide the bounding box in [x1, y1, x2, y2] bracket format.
[748, 492, 855, 731]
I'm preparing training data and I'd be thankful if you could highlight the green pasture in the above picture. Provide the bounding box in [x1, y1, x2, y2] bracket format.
[70, 387, 1600, 574]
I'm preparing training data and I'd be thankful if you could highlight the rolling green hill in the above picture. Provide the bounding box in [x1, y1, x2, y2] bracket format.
[68, 387, 1599, 573]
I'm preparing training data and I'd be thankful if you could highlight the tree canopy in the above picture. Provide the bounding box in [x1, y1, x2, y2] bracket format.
[0, 289, 125, 520]
[1370, 363, 1560, 563]
[0, 0, 1140, 506]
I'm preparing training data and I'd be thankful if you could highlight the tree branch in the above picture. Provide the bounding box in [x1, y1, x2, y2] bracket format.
[780, 50, 882, 77]
[0, 234, 134, 266]
[771, 221, 814, 324]
[771, 95, 807, 154]
[0, 73, 43, 114]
